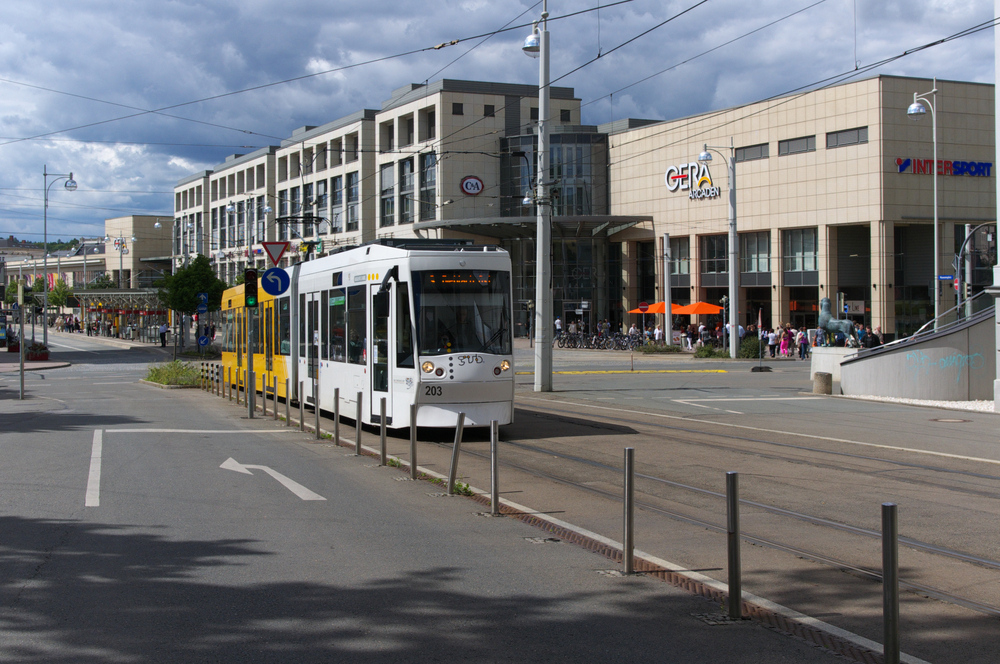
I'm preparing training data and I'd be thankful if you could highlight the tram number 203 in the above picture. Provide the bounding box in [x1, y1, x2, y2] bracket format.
[424, 386, 443, 397]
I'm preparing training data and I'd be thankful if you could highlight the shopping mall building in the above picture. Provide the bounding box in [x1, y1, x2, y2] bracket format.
[174, 75, 995, 341]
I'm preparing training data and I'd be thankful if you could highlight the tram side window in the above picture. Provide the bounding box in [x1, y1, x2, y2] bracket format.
[223, 311, 235, 352]
[299, 293, 306, 358]
[329, 288, 346, 362]
[396, 283, 414, 368]
[347, 285, 366, 365]
[276, 297, 290, 355]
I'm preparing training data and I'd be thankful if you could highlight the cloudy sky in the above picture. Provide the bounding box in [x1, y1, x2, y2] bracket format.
[0, 0, 994, 244]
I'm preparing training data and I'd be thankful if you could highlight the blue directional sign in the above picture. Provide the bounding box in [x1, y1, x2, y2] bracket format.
[197, 292, 209, 303]
[937, 275, 954, 281]
[197, 303, 208, 314]
[198, 335, 211, 347]
[261, 267, 290, 296]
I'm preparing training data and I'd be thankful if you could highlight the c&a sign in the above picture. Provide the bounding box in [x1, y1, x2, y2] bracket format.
[664, 162, 721, 200]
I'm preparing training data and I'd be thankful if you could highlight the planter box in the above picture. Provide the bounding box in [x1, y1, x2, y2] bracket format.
[7, 344, 19, 353]
[26, 351, 49, 361]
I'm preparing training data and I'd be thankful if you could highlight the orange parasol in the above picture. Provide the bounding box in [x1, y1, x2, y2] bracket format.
[673, 301, 724, 315]
[627, 301, 687, 314]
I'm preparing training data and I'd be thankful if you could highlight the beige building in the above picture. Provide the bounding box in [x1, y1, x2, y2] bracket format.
[610, 75, 996, 339]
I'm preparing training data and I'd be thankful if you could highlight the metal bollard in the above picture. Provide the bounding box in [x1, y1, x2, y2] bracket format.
[262, 375, 267, 417]
[446, 412, 466, 495]
[299, 381, 305, 431]
[490, 420, 500, 515]
[273, 376, 279, 421]
[333, 387, 340, 445]
[883, 503, 900, 664]
[409, 404, 418, 480]
[236, 369, 241, 405]
[315, 381, 321, 440]
[623, 447, 635, 574]
[726, 471, 742, 620]
[227, 367, 232, 402]
[285, 379, 290, 426]
[354, 392, 363, 455]
[379, 397, 387, 465]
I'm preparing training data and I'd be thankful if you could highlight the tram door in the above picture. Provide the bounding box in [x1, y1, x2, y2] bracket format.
[371, 287, 390, 423]
[302, 293, 320, 405]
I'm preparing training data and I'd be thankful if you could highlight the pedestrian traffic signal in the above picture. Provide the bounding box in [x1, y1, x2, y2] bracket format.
[244, 269, 259, 308]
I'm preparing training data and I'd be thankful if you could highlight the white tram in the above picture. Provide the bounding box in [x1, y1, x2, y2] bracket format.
[232, 238, 514, 429]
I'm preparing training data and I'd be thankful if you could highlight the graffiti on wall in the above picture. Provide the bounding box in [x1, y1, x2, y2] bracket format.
[906, 349, 985, 383]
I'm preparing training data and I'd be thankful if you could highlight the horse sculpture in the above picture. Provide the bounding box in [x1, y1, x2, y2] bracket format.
[817, 297, 861, 347]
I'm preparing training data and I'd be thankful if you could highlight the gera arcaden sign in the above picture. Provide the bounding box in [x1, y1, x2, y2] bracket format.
[664, 161, 721, 199]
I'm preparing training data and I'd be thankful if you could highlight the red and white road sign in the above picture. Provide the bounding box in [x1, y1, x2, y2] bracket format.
[261, 241, 289, 266]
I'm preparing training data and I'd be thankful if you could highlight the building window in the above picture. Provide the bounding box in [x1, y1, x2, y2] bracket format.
[452, 102, 463, 115]
[778, 135, 816, 156]
[399, 158, 414, 224]
[826, 126, 868, 149]
[484, 105, 495, 117]
[346, 172, 359, 232]
[419, 153, 437, 221]
[740, 232, 770, 273]
[530, 107, 539, 120]
[669, 237, 690, 275]
[211, 208, 219, 251]
[735, 143, 769, 163]
[782, 228, 818, 272]
[560, 109, 571, 122]
[331, 176, 343, 233]
[700, 235, 728, 274]
[380, 163, 395, 227]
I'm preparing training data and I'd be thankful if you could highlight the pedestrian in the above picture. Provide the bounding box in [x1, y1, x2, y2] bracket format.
[159, 322, 168, 347]
[767, 328, 777, 358]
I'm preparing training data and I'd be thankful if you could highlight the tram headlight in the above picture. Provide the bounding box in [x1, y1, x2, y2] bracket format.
[499, 360, 510, 371]
[421, 361, 435, 373]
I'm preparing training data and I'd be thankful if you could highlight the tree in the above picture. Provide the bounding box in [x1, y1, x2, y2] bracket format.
[3, 281, 18, 305]
[158, 255, 228, 315]
[48, 279, 72, 310]
[90, 272, 116, 289]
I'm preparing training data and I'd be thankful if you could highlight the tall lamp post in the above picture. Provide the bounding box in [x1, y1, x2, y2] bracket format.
[105, 235, 135, 289]
[42, 166, 77, 346]
[698, 140, 739, 359]
[907, 79, 940, 329]
[523, 1, 552, 391]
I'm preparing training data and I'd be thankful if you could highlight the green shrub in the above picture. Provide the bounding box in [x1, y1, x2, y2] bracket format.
[738, 337, 764, 359]
[637, 344, 682, 354]
[145, 360, 200, 386]
[694, 345, 730, 359]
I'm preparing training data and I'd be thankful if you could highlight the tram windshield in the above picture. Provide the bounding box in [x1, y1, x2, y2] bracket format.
[414, 269, 511, 356]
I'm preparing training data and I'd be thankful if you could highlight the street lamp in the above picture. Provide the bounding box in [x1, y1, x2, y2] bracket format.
[698, 140, 739, 359]
[104, 235, 135, 289]
[42, 166, 77, 346]
[524, 1, 552, 391]
[907, 78, 940, 329]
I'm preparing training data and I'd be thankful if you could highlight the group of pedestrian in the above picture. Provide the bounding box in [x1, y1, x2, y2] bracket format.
[763, 325, 809, 360]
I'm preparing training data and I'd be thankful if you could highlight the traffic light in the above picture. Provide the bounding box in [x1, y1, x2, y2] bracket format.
[244, 268, 259, 308]
[965, 283, 973, 298]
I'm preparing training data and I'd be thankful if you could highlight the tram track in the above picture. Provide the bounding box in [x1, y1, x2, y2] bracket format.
[449, 434, 1000, 618]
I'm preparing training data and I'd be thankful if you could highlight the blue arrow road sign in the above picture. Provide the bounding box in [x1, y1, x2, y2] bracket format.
[197, 292, 209, 303]
[198, 335, 210, 347]
[262, 267, 290, 296]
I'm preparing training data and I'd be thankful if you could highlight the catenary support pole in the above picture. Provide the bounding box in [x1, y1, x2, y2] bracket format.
[623, 447, 635, 574]
[883, 503, 900, 664]
[446, 412, 466, 495]
[727, 471, 742, 620]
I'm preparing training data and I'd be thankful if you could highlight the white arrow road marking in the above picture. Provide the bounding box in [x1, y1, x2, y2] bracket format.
[86, 430, 102, 507]
[220, 457, 326, 501]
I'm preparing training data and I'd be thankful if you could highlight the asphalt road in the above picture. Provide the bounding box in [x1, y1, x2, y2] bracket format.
[0, 337, 844, 663]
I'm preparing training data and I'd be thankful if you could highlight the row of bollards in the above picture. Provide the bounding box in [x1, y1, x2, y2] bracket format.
[620, 451, 901, 662]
